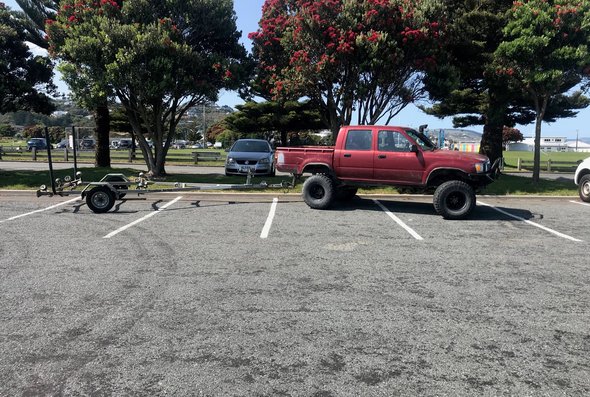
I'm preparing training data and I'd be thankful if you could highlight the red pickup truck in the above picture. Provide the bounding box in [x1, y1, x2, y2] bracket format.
[275, 125, 499, 219]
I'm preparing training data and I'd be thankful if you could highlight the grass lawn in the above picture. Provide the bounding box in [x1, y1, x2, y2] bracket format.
[0, 167, 578, 196]
[502, 150, 589, 170]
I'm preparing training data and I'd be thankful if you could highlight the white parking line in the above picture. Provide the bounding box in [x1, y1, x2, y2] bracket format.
[103, 196, 183, 239]
[0, 197, 80, 223]
[373, 200, 424, 240]
[260, 198, 279, 239]
[570, 200, 590, 207]
[479, 201, 582, 242]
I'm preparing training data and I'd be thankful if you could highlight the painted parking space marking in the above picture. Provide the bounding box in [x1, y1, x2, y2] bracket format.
[373, 199, 424, 241]
[103, 196, 183, 239]
[0, 198, 80, 224]
[570, 200, 590, 207]
[479, 200, 582, 242]
[260, 198, 279, 239]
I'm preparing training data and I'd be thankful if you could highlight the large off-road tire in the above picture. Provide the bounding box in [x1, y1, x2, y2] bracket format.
[335, 186, 358, 201]
[86, 186, 116, 213]
[433, 180, 476, 220]
[579, 174, 590, 203]
[302, 174, 335, 209]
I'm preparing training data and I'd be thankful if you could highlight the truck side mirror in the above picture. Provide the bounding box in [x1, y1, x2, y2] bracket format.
[410, 144, 419, 153]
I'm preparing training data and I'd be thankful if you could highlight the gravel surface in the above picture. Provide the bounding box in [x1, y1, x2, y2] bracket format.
[0, 193, 588, 396]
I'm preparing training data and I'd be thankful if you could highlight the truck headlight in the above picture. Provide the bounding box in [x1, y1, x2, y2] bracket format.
[474, 161, 490, 173]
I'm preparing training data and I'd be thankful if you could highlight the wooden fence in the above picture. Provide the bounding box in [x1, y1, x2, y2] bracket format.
[516, 158, 581, 172]
[0, 146, 225, 165]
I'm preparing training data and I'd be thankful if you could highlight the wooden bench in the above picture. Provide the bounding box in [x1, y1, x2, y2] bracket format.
[192, 151, 222, 164]
[0, 146, 26, 160]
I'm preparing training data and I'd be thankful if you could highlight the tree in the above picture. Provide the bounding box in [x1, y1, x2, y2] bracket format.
[47, 0, 248, 177]
[423, 0, 589, 166]
[250, 0, 445, 140]
[502, 126, 523, 147]
[495, 0, 590, 182]
[422, 1, 526, 165]
[15, 0, 58, 47]
[16, 0, 115, 167]
[224, 100, 327, 146]
[0, 3, 55, 115]
[0, 124, 17, 137]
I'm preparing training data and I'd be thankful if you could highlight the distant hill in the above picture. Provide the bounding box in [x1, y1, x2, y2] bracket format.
[425, 128, 482, 143]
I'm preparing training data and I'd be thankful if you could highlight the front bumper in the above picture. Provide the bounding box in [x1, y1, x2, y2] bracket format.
[225, 163, 274, 176]
[467, 158, 502, 186]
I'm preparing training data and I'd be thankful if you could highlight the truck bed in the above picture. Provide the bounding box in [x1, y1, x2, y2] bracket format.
[275, 146, 335, 174]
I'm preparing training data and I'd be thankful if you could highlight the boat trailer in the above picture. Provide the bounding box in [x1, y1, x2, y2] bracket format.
[36, 127, 294, 213]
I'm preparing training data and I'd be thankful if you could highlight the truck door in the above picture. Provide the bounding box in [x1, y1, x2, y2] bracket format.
[334, 129, 374, 181]
[374, 130, 425, 184]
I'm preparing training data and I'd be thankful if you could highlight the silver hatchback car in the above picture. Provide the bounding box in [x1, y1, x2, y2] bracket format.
[225, 139, 275, 176]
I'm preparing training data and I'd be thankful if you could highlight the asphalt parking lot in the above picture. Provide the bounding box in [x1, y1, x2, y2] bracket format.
[0, 192, 588, 396]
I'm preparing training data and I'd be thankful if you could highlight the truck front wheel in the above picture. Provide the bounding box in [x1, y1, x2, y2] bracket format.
[433, 180, 476, 220]
[302, 175, 335, 209]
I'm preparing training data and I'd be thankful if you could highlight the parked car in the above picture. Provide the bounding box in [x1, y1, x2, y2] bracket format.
[80, 138, 96, 149]
[190, 142, 203, 149]
[172, 140, 188, 149]
[112, 138, 133, 149]
[225, 139, 275, 176]
[55, 139, 69, 149]
[574, 156, 590, 202]
[26, 138, 48, 151]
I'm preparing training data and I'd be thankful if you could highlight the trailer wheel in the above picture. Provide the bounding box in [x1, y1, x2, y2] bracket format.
[86, 186, 116, 213]
[335, 187, 358, 201]
[433, 180, 475, 220]
[302, 174, 335, 209]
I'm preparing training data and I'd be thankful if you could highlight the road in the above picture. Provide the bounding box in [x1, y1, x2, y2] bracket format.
[0, 191, 588, 395]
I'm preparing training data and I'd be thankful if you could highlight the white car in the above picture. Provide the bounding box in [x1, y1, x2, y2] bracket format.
[574, 156, 590, 202]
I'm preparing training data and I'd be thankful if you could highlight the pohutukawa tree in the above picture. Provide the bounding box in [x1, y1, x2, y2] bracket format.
[250, 0, 445, 140]
[47, 0, 248, 177]
[0, 3, 55, 115]
[495, 0, 590, 182]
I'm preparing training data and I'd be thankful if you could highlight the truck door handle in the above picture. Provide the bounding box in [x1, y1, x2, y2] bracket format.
[378, 155, 387, 159]
[343, 154, 352, 158]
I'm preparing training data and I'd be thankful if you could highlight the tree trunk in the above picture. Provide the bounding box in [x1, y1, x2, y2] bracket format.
[532, 116, 542, 184]
[532, 96, 548, 184]
[94, 101, 111, 167]
[479, 91, 506, 165]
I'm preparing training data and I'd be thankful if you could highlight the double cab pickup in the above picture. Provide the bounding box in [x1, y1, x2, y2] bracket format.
[275, 125, 499, 219]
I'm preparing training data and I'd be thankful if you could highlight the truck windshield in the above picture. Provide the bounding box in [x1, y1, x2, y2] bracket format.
[405, 129, 436, 150]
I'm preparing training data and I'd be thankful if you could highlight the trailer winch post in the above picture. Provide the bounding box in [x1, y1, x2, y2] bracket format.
[72, 125, 78, 177]
[44, 126, 57, 195]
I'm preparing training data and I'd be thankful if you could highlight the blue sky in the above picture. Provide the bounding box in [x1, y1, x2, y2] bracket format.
[6, 0, 590, 138]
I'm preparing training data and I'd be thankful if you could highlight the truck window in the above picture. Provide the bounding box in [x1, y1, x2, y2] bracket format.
[404, 128, 435, 150]
[344, 130, 372, 151]
[378, 130, 412, 152]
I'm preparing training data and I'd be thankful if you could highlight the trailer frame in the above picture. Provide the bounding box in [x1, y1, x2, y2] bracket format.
[36, 127, 295, 213]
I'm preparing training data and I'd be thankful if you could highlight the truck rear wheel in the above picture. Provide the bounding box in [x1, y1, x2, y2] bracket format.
[433, 180, 475, 220]
[302, 175, 335, 209]
[86, 186, 116, 213]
